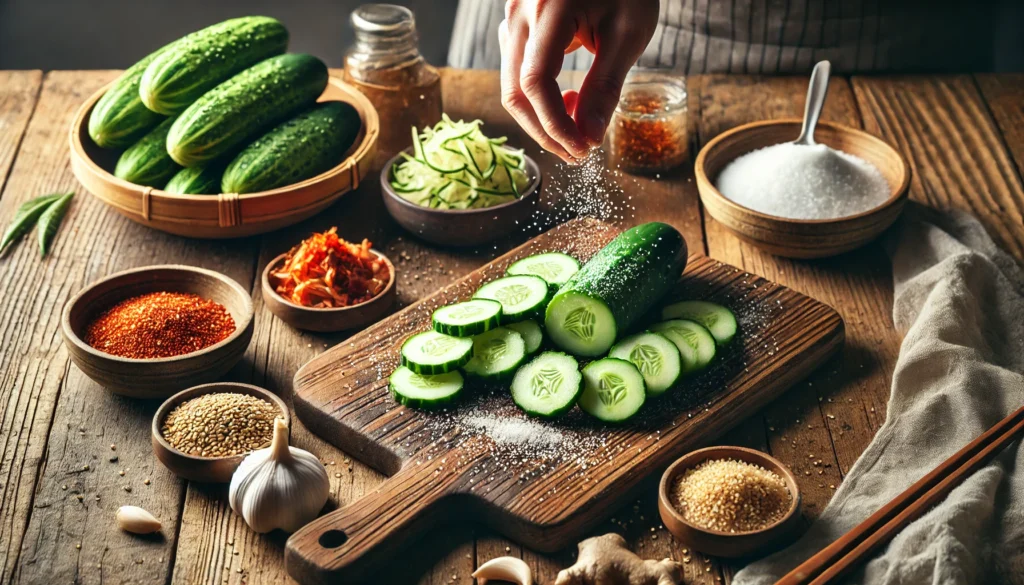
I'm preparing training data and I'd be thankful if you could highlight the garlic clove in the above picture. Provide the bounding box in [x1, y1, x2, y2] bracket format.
[472, 556, 532, 585]
[116, 505, 161, 534]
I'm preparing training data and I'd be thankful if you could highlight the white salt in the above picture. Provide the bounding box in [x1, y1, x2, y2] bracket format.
[715, 143, 890, 220]
[460, 414, 565, 449]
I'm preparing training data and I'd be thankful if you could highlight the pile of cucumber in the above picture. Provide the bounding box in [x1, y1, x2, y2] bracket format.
[89, 16, 363, 195]
[390, 222, 739, 424]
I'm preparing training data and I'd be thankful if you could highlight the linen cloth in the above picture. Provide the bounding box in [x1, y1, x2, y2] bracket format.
[734, 203, 1024, 585]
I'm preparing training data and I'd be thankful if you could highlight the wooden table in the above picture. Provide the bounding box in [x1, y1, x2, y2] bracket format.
[0, 69, 1021, 585]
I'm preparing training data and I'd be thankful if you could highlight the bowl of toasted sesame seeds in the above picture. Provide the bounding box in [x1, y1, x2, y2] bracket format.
[658, 446, 801, 558]
[61, 265, 255, 398]
[152, 382, 290, 483]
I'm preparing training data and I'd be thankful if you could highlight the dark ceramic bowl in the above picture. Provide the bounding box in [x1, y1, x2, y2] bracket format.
[380, 149, 542, 247]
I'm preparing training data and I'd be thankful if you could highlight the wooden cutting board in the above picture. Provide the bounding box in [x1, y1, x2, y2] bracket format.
[285, 218, 844, 584]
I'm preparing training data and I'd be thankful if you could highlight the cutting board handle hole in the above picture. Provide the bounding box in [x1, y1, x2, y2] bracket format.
[318, 530, 349, 549]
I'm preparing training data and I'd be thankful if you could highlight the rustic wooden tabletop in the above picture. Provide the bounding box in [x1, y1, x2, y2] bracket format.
[0, 68, 1021, 585]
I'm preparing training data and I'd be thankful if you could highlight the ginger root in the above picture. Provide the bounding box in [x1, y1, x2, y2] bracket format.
[554, 533, 682, 585]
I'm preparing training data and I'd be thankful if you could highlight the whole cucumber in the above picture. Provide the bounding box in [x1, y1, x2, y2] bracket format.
[140, 16, 289, 116]
[167, 53, 328, 168]
[87, 43, 174, 148]
[164, 162, 225, 195]
[222, 101, 361, 193]
[545, 222, 687, 356]
[114, 117, 182, 188]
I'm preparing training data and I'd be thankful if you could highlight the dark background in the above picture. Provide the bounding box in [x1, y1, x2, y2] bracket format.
[0, 0, 1020, 71]
[0, 0, 459, 70]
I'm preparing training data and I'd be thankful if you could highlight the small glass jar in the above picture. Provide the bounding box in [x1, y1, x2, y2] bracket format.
[607, 71, 689, 175]
[344, 4, 443, 166]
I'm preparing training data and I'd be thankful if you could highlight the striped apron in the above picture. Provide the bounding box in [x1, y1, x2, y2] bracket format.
[448, 0, 995, 73]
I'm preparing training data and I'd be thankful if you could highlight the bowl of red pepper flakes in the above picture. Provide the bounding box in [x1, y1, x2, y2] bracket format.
[262, 227, 396, 332]
[61, 265, 255, 399]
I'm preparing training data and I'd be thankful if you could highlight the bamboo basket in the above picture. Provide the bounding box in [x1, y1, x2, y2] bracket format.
[69, 76, 379, 239]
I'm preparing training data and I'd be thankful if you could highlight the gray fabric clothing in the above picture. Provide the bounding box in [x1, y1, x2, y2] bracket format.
[734, 203, 1024, 585]
[448, 0, 997, 74]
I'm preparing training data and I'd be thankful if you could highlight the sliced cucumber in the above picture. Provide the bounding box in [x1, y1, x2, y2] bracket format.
[473, 275, 551, 322]
[432, 299, 503, 337]
[462, 327, 527, 381]
[389, 366, 464, 408]
[578, 358, 646, 423]
[400, 330, 473, 375]
[506, 252, 581, 289]
[543, 292, 617, 357]
[609, 332, 682, 397]
[661, 301, 738, 345]
[505, 319, 543, 355]
[511, 352, 583, 418]
[650, 319, 717, 374]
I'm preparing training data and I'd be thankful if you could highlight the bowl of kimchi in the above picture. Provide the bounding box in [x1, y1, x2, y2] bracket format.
[261, 228, 395, 332]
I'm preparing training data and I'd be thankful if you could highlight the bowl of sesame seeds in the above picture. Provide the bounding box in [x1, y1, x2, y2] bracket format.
[61, 264, 255, 398]
[152, 382, 289, 483]
[658, 446, 801, 558]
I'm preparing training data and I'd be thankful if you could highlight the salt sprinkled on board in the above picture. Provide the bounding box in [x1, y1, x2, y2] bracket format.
[715, 143, 890, 220]
[460, 414, 565, 448]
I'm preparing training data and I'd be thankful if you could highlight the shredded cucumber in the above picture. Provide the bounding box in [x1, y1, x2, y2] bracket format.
[390, 115, 531, 210]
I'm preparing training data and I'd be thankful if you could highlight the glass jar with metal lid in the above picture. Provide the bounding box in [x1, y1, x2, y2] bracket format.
[607, 71, 689, 174]
[344, 4, 442, 166]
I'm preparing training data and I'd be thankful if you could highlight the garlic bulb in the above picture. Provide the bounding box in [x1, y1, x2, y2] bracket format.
[228, 418, 329, 533]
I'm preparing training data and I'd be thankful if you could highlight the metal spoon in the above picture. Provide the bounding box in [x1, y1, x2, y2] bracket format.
[793, 60, 831, 146]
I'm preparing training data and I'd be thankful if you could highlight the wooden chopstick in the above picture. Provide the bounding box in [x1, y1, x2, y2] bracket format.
[775, 403, 1024, 585]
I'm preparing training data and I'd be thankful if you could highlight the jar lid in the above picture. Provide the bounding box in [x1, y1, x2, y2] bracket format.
[351, 4, 415, 35]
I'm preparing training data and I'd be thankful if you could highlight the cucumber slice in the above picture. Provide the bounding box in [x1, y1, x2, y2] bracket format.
[609, 332, 682, 397]
[578, 358, 646, 423]
[650, 320, 717, 374]
[661, 301, 738, 346]
[389, 366, 464, 408]
[506, 252, 581, 289]
[505, 319, 543, 355]
[400, 331, 473, 375]
[462, 327, 527, 380]
[473, 275, 551, 322]
[543, 292, 617, 357]
[432, 299, 503, 337]
[511, 352, 583, 418]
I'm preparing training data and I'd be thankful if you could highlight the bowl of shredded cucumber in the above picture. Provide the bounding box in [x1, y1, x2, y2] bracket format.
[381, 115, 541, 247]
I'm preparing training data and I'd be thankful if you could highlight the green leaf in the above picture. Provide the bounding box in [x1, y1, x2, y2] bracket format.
[0, 193, 64, 254]
[37, 192, 74, 257]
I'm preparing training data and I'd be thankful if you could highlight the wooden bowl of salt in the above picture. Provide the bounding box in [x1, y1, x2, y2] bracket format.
[695, 119, 910, 258]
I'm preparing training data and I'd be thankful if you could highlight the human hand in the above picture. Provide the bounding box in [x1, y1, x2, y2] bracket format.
[499, 0, 659, 162]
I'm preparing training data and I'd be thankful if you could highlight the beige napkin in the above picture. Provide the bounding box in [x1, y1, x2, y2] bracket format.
[733, 203, 1024, 585]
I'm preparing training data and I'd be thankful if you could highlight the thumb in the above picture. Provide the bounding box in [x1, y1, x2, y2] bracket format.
[573, 37, 633, 145]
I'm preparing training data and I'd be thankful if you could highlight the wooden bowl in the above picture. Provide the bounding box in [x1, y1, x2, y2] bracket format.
[61, 265, 255, 398]
[69, 76, 379, 239]
[695, 120, 910, 258]
[261, 249, 396, 332]
[380, 150, 542, 247]
[658, 446, 802, 558]
[152, 382, 289, 483]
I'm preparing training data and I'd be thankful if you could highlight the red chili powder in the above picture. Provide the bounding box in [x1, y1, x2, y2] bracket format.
[84, 291, 236, 359]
